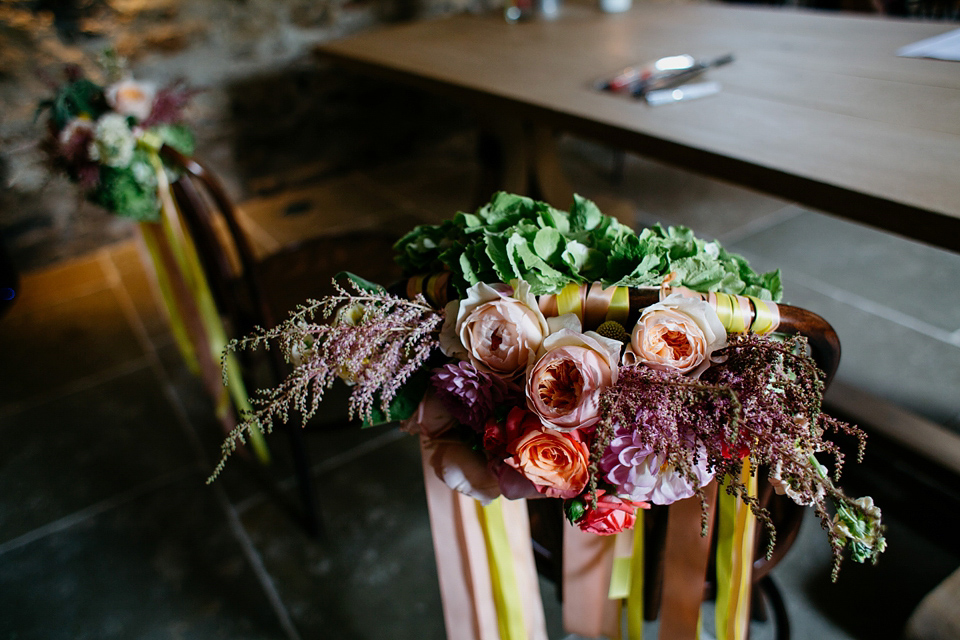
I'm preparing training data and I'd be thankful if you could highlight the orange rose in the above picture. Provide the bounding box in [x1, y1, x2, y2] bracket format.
[505, 409, 590, 499]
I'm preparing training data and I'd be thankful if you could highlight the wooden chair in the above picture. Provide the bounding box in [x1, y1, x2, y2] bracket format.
[527, 290, 842, 640]
[158, 145, 403, 537]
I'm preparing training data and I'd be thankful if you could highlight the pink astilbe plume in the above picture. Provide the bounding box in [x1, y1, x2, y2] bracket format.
[140, 79, 201, 127]
[209, 279, 443, 478]
[596, 334, 884, 579]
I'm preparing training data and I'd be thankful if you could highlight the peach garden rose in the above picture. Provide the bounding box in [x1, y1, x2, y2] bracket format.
[525, 319, 621, 431]
[505, 408, 590, 499]
[624, 293, 726, 377]
[106, 78, 157, 122]
[440, 280, 549, 378]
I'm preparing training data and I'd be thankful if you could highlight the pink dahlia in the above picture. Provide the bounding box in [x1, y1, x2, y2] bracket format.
[600, 424, 714, 505]
[431, 361, 517, 431]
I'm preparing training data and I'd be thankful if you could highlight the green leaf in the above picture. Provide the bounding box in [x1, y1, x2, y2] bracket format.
[533, 227, 563, 261]
[485, 233, 517, 284]
[570, 194, 603, 231]
[337, 271, 386, 293]
[361, 366, 433, 427]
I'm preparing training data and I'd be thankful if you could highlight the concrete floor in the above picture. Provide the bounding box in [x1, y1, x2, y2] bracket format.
[1, 127, 959, 639]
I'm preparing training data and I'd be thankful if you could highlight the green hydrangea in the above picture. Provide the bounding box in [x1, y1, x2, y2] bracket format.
[394, 192, 782, 301]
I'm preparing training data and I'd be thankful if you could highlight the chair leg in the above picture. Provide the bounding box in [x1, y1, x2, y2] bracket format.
[758, 574, 791, 640]
[284, 420, 325, 540]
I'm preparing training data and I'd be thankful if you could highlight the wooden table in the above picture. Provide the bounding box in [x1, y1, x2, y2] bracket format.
[317, 2, 960, 252]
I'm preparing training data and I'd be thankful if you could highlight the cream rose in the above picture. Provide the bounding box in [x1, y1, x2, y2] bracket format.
[625, 293, 726, 377]
[440, 280, 549, 378]
[106, 78, 157, 121]
[525, 322, 621, 431]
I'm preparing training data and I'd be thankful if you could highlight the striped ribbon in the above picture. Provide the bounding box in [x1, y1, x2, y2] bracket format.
[541, 282, 631, 329]
[406, 272, 452, 308]
[666, 287, 780, 335]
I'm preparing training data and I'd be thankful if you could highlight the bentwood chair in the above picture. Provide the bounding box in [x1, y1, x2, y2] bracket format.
[158, 145, 403, 537]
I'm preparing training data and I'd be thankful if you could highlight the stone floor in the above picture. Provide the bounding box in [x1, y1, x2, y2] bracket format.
[2, 125, 959, 640]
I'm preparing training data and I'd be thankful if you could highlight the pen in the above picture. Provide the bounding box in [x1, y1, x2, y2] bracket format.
[632, 53, 734, 97]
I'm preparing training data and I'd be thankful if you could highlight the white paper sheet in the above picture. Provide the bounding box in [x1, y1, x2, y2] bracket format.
[897, 28, 960, 61]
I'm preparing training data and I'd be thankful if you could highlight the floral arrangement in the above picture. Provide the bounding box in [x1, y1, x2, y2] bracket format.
[37, 59, 196, 221]
[215, 192, 885, 578]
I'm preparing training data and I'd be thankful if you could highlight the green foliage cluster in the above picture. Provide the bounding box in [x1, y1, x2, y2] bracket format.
[394, 192, 782, 300]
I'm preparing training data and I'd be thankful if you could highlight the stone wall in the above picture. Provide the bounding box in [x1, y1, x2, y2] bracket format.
[0, 0, 479, 271]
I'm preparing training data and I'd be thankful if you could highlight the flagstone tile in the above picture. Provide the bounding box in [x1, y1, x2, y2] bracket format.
[151, 341, 399, 517]
[0, 365, 198, 545]
[107, 240, 172, 342]
[10, 251, 109, 312]
[557, 136, 790, 238]
[237, 434, 445, 639]
[237, 173, 414, 251]
[238, 432, 568, 639]
[0, 286, 147, 407]
[729, 209, 960, 334]
[771, 509, 959, 640]
[0, 476, 287, 640]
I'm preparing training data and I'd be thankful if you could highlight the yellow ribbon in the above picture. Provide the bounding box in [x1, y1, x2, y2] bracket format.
[607, 286, 630, 326]
[747, 296, 780, 335]
[141, 141, 269, 464]
[557, 282, 583, 321]
[715, 461, 757, 640]
[626, 512, 645, 639]
[138, 222, 201, 376]
[477, 498, 527, 640]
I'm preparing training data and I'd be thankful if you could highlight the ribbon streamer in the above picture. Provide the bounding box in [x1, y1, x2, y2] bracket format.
[714, 461, 758, 640]
[563, 522, 621, 638]
[139, 136, 269, 463]
[420, 438, 547, 640]
[626, 515, 645, 640]
[658, 483, 718, 640]
[477, 499, 529, 640]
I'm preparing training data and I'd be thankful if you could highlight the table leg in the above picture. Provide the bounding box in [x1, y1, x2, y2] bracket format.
[474, 115, 574, 210]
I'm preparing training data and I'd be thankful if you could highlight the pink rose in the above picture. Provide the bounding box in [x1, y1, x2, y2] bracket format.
[106, 78, 157, 121]
[579, 490, 648, 535]
[525, 325, 621, 431]
[506, 409, 590, 499]
[625, 293, 726, 377]
[440, 281, 548, 378]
